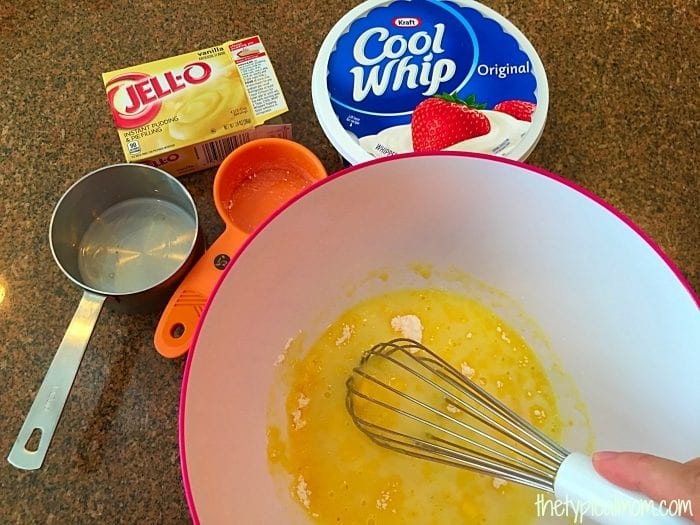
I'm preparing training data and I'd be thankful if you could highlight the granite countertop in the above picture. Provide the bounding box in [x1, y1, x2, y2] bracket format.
[1, 1, 697, 523]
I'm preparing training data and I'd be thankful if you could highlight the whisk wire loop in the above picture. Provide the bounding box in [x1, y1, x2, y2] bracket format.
[346, 338, 570, 492]
[418, 354, 566, 464]
[347, 389, 557, 491]
[349, 364, 555, 475]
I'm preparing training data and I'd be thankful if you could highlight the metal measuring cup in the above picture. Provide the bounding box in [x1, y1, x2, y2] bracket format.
[7, 163, 203, 470]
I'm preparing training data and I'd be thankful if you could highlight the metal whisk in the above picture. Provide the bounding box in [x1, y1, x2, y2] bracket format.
[346, 338, 685, 524]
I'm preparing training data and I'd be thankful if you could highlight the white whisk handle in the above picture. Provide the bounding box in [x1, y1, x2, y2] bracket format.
[553, 452, 691, 524]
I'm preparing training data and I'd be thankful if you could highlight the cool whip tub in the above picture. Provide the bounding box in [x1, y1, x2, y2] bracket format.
[312, 0, 548, 163]
[103, 38, 290, 177]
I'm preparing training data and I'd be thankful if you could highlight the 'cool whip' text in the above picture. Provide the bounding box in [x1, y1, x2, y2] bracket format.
[350, 23, 456, 102]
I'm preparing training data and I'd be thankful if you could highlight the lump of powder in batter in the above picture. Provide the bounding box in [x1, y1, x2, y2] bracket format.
[390, 314, 423, 343]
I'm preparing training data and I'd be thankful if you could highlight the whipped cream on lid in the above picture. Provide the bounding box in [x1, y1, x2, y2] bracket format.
[312, 0, 548, 164]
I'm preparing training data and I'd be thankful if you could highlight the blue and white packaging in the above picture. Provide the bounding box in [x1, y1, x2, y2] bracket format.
[312, 0, 548, 164]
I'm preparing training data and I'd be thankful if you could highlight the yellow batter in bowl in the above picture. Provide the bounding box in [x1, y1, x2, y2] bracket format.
[268, 288, 573, 524]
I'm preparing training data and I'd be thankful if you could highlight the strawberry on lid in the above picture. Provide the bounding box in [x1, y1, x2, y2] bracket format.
[411, 93, 491, 153]
[312, 0, 548, 164]
[493, 100, 537, 123]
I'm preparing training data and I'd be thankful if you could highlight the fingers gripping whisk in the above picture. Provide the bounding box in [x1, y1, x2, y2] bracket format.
[345, 338, 569, 492]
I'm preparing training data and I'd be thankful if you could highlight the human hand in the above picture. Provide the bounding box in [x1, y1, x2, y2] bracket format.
[593, 451, 700, 524]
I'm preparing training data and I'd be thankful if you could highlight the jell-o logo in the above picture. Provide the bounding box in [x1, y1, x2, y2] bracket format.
[106, 62, 212, 128]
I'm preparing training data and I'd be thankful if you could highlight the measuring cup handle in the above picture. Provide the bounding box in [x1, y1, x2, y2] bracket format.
[7, 291, 105, 470]
[154, 228, 248, 358]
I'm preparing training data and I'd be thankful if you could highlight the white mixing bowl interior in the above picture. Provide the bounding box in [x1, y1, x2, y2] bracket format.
[181, 153, 699, 524]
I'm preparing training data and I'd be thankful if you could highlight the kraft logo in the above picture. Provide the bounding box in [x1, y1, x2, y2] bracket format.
[392, 17, 421, 28]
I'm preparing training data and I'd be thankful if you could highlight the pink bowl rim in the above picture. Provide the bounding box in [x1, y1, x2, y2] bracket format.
[177, 151, 699, 524]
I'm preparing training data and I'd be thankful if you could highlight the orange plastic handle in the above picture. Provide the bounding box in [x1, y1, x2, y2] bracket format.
[154, 226, 248, 358]
[155, 138, 327, 358]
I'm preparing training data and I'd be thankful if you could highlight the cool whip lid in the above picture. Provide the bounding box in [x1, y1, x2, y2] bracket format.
[312, 0, 548, 164]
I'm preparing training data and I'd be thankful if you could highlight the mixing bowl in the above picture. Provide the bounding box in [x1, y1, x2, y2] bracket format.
[180, 152, 699, 524]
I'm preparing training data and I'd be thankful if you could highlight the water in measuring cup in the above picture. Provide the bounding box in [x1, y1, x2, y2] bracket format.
[78, 198, 196, 294]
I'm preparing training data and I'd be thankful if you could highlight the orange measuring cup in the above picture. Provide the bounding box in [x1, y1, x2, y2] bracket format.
[154, 138, 326, 358]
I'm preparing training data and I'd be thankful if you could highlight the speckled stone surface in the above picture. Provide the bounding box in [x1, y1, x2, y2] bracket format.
[0, 1, 697, 523]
